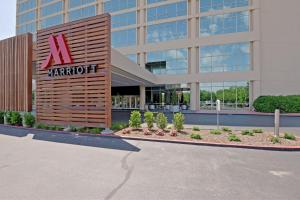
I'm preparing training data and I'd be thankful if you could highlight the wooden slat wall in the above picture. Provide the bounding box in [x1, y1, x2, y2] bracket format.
[0, 33, 32, 112]
[36, 14, 111, 128]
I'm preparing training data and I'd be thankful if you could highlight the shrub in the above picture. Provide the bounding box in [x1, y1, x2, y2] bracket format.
[241, 130, 254, 136]
[228, 134, 241, 142]
[156, 113, 168, 130]
[4, 112, 12, 125]
[253, 128, 263, 133]
[36, 123, 48, 129]
[284, 133, 296, 141]
[192, 126, 200, 131]
[167, 125, 173, 129]
[271, 136, 280, 144]
[191, 133, 202, 140]
[23, 113, 35, 127]
[222, 127, 232, 132]
[0, 111, 4, 124]
[144, 112, 154, 129]
[129, 111, 142, 128]
[10, 112, 22, 126]
[253, 96, 300, 113]
[111, 122, 128, 131]
[210, 129, 222, 135]
[77, 127, 88, 133]
[88, 127, 102, 134]
[70, 126, 77, 132]
[173, 112, 184, 131]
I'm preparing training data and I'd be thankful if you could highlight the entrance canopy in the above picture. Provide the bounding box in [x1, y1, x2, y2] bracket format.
[111, 49, 156, 87]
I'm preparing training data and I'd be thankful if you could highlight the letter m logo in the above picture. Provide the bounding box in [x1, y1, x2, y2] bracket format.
[41, 34, 73, 69]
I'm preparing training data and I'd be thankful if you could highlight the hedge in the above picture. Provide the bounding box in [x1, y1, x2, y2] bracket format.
[253, 96, 300, 113]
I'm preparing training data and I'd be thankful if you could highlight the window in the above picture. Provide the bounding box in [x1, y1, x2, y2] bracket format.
[104, 0, 136, 13]
[146, 49, 188, 75]
[41, 14, 63, 29]
[18, 0, 36, 13]
[200, 11, 249, 36]
[16, 22, 36, 34]
[147, 1, 187, 22]
[127, 54, 138, 63]
[147, 20, 187, 43]
[147, 0, 166, 4]
[200, 42, 251, 72]
[17, 10, 36, 25]
[112, 11, 136, 28]
[69, 6, 96, 21]
[41, 0, 55, 5]
[41, 1, 63, 17]
[69, 0, 96, 8]
[200, 81, 249, 110]
[200, 0, 249, 13]
[112, 28, 136, 48]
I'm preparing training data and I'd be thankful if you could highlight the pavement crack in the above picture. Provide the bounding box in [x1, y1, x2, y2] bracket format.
[104, 142, 140, 200]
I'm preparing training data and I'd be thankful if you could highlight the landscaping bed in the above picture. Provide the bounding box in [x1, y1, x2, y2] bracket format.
[114, 127, 300, 147]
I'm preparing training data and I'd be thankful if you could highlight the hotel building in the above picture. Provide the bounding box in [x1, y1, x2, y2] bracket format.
[16, 0, 300, 111]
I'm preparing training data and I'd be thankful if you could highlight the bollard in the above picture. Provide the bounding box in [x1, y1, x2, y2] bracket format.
[216, 100, 221, 130]
[274, 109, 280, 137]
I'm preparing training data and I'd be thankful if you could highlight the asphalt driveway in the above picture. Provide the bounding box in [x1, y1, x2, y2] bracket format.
[0, 131, 299, 200]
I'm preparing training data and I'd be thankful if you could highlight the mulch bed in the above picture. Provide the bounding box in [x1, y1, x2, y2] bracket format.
[114, 128, 300, 147]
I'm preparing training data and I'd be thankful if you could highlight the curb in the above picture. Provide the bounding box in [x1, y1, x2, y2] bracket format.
[0, 124, 300, 152]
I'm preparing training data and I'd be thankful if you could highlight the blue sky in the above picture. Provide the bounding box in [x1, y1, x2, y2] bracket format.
[0, 0, 16, 40]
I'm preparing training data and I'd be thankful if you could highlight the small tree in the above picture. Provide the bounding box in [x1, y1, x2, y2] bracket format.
[144, 111, 154, 129]
[156, 113, 168, 130]
[173, 112, 184, 131]
[129, 111, 142, 128]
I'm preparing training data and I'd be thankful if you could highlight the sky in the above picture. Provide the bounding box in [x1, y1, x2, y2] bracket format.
[0, 0, 16, 40]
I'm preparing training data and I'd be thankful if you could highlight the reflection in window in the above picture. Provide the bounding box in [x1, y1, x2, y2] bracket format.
[147, 1, 187, 22]
[18, 0, 36, 13]
[200, 0, 249, 13]
[41, 0, 55, 5]
[127, 54, 138, 63]
[69, 6, 96, 22]
[104, 0, 136, 13]
[147, 0, 166, 4]
[147, 20, 187, 43]
[112, 29, 136, 48]
[17, 10, 36, 25]
[69, 0, 96, 8]
[200, 42, 251, 73]
[112, 12, 136, 28]
[200, 81, 249, 110]
[146, 49, 188, 75]
[41, 14, 63, 29]
[200, 11, 249, 36]
[41, 1, 63, 17]
[17, 22, 36, 34]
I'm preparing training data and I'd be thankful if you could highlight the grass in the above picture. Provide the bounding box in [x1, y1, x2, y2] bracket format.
[210, 129, 222, 135]
[190, 133, 202, 140]
[271, 136, 281, 144]
[241, 130, 254, 136]
[253, 128, 263, 133]
[192, 126, 200, 131]
[284, 133, 296, 141]
[228, 134, 241, 142]
[111, 122, 129, 131]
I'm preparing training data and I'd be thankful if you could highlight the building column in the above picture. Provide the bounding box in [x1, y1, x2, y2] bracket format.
[190, 82, 199, 111]
[140, 85, 146, 110]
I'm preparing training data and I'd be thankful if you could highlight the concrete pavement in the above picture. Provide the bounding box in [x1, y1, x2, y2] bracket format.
[0, 131, 300, 200]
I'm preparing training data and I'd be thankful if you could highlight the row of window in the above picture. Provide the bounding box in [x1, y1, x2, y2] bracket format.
[17, 10, 36, 25]
[200, 0, 249, 12]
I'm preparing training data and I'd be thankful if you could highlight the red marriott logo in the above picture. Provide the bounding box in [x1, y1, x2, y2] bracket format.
[41, 34, 73, 69]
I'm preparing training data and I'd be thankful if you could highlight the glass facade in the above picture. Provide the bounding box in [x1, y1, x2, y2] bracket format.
[41, 1, 63, 17]
[200, 11, 249, 36]
[104, 0, 136, 13]
[112, 28, 136, 48]
[200, 42, 251, 72]
[147, 0, 166, 4]
[146, 49, 188, 75]
[16, 22, 36, 34]
[17, 10, 36, 25]
[111, 11, 136, 28]
[69, 5, 96, 22]
[147, 1, 187, 22]
[147, 20, 187, 43]
[127, 54, 138, 63]
[200, 81, 249, 110]
[41, 14, 63, 29]
[41, 0, 55, 5]
[146, 84, 191, 110]
[69, 0, 96, 8]
[200, 0, 249, 12]
[18, 0, 36, 13]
